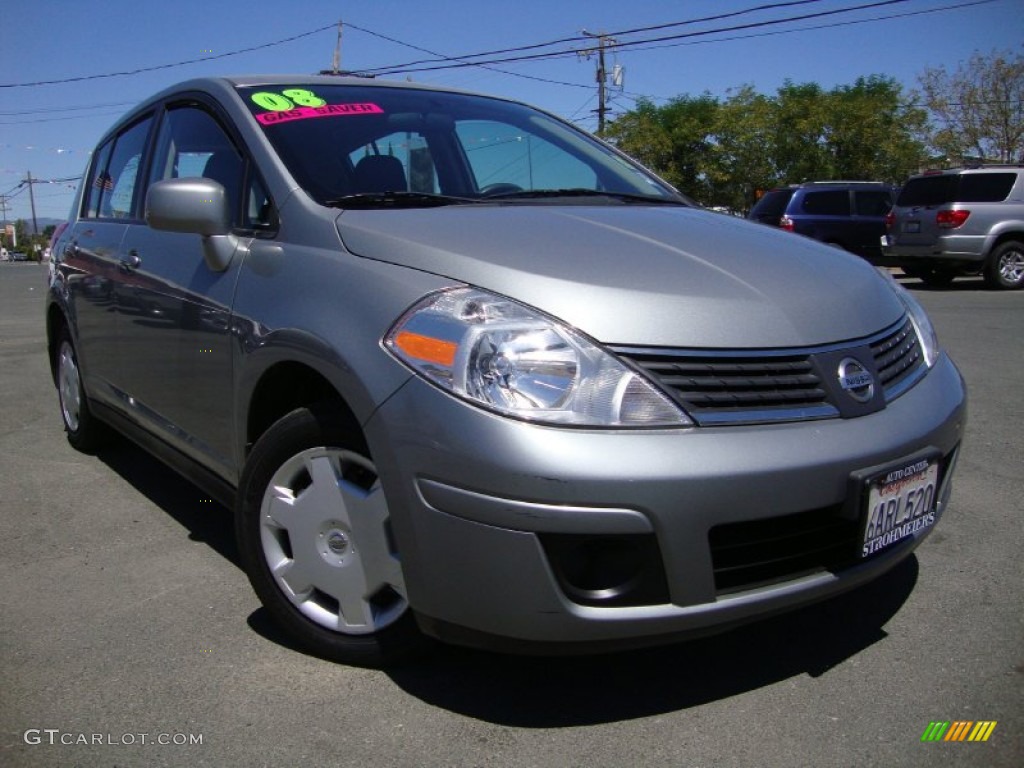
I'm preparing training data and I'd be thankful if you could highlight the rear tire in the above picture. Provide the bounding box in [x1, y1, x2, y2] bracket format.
[984, 241, 1024, 290]
[235, 404, 426, 667]
[55, 327, 109, 452]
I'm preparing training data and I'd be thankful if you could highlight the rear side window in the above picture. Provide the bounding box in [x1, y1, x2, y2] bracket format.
[897, 173, 1015, 206]
[956, 173, 1015, 202]
[800, 190, 850, 216]
[750, 189, 793, 218]
[83, 116, 153, 219]
[82, 141, 114, 219]
[854, 190, 893, 216]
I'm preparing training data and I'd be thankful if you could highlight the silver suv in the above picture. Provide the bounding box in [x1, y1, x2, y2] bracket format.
[882, 166, 1024, 289]
[46, 76, 966, 666]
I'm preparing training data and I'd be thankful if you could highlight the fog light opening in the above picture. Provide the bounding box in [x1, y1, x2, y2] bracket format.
[541, 534, 669, 607]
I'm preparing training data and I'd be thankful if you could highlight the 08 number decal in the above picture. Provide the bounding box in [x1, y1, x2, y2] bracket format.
[250, 89, 326, 111]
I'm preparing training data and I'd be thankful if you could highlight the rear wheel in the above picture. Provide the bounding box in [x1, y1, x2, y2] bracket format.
[236, 404, 425, 666]
[984, 241, 1024, 290]
[55, 327, 108, 452]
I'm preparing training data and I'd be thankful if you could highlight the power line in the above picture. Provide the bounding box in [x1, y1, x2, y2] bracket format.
[0, 100, 138, 116]
[622, 0, 1001, 57]
[358, 0, 834, 75]
[0, 23, 336, 88]
[361, 0, 917, 76]
[343, 21, 591, 90]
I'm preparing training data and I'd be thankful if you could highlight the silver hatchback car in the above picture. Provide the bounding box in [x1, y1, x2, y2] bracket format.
[47, 76, 966, 665]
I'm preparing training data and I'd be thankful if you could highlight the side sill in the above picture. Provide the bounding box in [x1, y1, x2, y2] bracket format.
[91, 399, 238, 509]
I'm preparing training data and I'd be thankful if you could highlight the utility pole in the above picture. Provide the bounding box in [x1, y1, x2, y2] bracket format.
[580, 31, 616, 134]
[25, 172, 39, 235]
[319, 21, 343, 75]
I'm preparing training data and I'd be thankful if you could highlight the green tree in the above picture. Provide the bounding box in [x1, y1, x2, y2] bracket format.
[825, 76, 928, 181]
[605, 75, 928, 211]
[604, 94, 719, 201]
[917, 48, 1024, 164]
[708, 86, 778, 212]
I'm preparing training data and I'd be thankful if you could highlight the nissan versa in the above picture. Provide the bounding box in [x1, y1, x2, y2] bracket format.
[46, 76, 966, 666]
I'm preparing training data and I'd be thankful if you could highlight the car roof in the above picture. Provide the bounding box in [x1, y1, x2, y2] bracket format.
[910, 165, 1024, 177]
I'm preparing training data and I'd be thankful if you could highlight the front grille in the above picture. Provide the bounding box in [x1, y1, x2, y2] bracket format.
[614, 316, 925, 426]
[871, 319, 926, 399]
[709, 505, 860, 594]
[620, 352, 831, 424]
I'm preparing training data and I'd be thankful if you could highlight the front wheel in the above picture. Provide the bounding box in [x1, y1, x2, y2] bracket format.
[235, 405, 425, 666]
[984, 241, 1024, 290]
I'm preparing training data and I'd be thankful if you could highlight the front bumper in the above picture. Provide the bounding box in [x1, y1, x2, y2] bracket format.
[365, 353, 966, 651]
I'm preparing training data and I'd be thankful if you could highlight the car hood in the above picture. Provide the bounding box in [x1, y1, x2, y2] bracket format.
[336, 205, 903, 348]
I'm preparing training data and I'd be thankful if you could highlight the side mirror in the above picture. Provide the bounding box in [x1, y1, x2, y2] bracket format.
[145, 178, 237, 272]
[146, 178, 230, 235]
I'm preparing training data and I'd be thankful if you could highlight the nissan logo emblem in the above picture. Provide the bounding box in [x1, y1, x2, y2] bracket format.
[838, 357, 875, 403]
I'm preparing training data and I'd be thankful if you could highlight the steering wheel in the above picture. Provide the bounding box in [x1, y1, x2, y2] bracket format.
[479, 183, 524, 197]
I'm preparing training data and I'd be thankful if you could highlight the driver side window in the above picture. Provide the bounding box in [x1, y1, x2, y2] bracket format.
[148, 106, 272, 229]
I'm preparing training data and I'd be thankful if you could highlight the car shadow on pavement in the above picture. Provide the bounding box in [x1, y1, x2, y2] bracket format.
[96, 440, 240, 565]
[896, 274, 988, 292]
[384, 556, 919, 727]
[92, 437, 920, 727]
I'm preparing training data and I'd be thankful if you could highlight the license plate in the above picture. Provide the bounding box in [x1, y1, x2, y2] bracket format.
[861, 456, 939, 557]
[904, 221, 921, 233]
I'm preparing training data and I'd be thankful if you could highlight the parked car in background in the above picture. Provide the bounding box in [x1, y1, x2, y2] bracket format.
[9, 251, 29, 261]
[47, 75, 966, 667]
[748, 181, 896, 261]
[881, 166, 1024, 289]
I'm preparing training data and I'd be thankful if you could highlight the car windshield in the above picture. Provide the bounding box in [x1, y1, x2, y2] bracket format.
[237, 83, 682, 207]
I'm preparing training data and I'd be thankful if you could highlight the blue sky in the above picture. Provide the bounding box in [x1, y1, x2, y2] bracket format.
[1, 0, 1021, 225]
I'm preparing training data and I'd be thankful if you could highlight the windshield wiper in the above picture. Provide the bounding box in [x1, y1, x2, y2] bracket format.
[325, 191, 483, 209]
[482, 188, 687, 205]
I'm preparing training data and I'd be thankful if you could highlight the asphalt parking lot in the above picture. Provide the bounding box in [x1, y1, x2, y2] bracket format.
[1, 260, 1021, 767]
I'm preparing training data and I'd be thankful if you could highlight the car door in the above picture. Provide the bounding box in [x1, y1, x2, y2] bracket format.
[62, 115, 154, 413]
[115, 102, 254, 479]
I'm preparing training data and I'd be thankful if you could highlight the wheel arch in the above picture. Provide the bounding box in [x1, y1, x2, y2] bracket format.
[244, 361, 365, 460]
[988, 229, 1024, 254]
[46, 302, 70, 384]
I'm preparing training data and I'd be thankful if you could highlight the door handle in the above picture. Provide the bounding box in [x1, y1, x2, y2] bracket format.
[119, 250, 142, 272]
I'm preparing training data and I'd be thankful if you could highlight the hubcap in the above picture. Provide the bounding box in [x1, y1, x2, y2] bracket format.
[259, 448, 407, 635]
[57, 341, 82, 432]
[999, 248, 1024, 285]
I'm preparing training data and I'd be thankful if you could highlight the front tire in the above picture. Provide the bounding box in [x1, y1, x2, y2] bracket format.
[235, 404, 425, 666]
[984, 241, 1024, 290]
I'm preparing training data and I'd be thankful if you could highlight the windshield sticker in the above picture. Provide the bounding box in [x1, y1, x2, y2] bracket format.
[254, 102, 384, 126]
[250, 89, 383, 126]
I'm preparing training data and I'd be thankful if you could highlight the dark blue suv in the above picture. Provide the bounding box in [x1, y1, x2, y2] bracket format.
[748, 181, 896, 262]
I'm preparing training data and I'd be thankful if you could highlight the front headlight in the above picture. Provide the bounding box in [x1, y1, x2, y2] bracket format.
[384, 288, 691, 427]
[879, 269, 940, 368]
